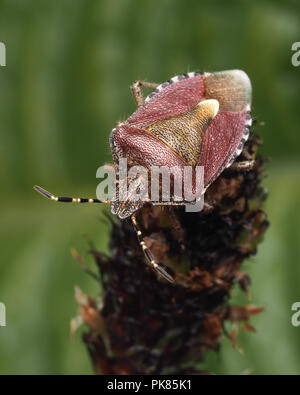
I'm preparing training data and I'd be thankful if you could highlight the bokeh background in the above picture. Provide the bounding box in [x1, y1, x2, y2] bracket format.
[0, 0, 300, 374]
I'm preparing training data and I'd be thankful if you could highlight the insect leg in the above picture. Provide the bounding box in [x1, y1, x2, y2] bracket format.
[130, 80, 159, 107]
[131, 213, 174, 283]
[229, 160, 255, 172]
[34, 185, 111, 204]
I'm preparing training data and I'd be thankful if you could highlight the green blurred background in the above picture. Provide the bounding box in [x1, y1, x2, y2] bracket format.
[0, 0, 300, 374]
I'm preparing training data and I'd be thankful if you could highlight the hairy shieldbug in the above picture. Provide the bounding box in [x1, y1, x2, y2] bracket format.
[34, 69, 253, 283]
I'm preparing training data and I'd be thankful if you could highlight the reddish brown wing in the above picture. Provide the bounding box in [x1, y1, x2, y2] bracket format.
[199, 111, 247, 188]
[127, 73, 206, 128]
[198, 70, 252, 188]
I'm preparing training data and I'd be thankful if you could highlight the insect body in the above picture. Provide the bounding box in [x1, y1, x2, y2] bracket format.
[35, 69, 253, 283]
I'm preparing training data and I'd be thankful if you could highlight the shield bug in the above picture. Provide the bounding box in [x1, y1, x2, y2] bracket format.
[34, 69, 253, 283]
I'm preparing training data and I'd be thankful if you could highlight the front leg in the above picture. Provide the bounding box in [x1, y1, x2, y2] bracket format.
[131, 80, 159, 107]
[131, 213, 174, 283]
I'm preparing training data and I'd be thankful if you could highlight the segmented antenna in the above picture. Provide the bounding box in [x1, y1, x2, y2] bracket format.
[34, 185, 110, 204]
